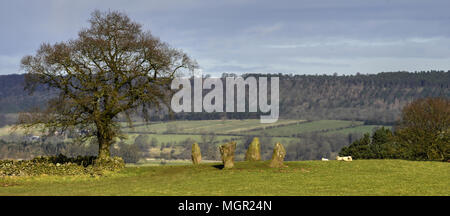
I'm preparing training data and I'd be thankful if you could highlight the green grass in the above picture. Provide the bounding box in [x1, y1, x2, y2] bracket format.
[119, 134, 241, 145]
[0, 120, 383, 143]
[122, 119, 304, 134]
[127, 159, 195, 167]
[1, 160, 448, 196]
[246, 120, 364, 136]
[324, 125, 392, 135]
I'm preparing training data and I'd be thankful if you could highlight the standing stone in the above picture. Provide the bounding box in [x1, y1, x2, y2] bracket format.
[219, 141, 236, 169]
[269, 142, 287, 168]
[191, 143, 202, 165]
[245, 137, 261, 161]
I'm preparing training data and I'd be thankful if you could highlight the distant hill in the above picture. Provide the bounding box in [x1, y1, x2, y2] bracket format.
[276, 71, 449, 123]
[0, 74, 49, 114]
[0, 71, 449, 123]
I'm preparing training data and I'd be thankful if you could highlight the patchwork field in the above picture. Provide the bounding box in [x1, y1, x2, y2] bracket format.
[122, 119, 305, 134]
[120, 133, 242, 146]
[115, 119, 385, 149]
[245, 120, 364, 136]
[0, 119, 388, 149]
[324, 125, 392, 135]
[1, 160, 448, 196]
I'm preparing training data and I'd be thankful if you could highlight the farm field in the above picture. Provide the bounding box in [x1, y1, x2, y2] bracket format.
[0, 119, 382, 139]
[121, 133, 299, 147]
[121, 119, 305, 134]
[1, 160, 448, 196]
[245, 120, 364, 137]
[324, 125, 392, 135]
[119, 133, 242, 146]
[0, 119, 389, 149]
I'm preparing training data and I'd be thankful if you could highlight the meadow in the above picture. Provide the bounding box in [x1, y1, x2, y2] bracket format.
[245, 120, 364, 136]
[1, 160, 448, 196]
[119, 119, 378, 145]
[0, 119, 390, 161]
[324, 125, 392, 135]
[0, 119, 383, 147]
[121, 119, 304, 134]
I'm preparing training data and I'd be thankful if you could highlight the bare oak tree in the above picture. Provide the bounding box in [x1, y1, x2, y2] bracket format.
[19, 10, 196, 159]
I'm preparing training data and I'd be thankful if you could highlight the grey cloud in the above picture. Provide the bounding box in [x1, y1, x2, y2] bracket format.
[1, 0, 450, 75]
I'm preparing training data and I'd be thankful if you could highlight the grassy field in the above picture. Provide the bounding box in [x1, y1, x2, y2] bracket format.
[121, 133, 299, 147]
[0, 119, 385, 143]
[127, 159, 195, 166]
[1, 160, 448, 196]
[0, 119, 386, 137]
[122, 119, 304, 134]
[324, 125, 392, 135]
[246, 120, 364, 136]
[119, 133, 241, 145]
[117, 119, 370, 146]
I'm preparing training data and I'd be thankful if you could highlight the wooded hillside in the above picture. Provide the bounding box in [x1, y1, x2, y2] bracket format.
[0, 71, 448, 124]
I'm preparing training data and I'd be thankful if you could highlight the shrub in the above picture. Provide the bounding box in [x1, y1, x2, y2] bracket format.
[134, 134, 151, 151]
[339, 127, 396, 159]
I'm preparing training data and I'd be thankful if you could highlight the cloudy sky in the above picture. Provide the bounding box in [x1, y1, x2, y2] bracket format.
[1, 0, 450, 76]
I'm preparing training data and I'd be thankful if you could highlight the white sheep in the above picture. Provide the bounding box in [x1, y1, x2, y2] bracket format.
[336, 156, 352, 161]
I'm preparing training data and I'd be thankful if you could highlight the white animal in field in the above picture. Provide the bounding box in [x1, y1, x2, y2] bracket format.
[336, 156, 352, 161]
[321, 158, 329, 161]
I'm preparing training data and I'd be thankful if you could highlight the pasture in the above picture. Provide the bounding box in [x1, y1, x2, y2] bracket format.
[121, 119, 304, 134]
[324, 125, 392, 135]
[0, 119, 388, 149]
[1, 160, 448, 196]
[245, 120, 364, 136]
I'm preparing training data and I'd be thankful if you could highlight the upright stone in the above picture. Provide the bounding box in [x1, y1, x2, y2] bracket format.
[269, 142, 287, 168]
[219, 141, 236, 169]
[191, 143, 202, 165]
[245, 137, 261, 161]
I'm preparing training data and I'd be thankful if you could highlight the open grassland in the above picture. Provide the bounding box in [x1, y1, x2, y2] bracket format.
[127, 159, 194, 167]
[122, 119, 305, 134]
[119, 133, 241, 146]
[324, 125, 392, 135]
[0, 119, 388, 150]
[246, 120, 364, 136]
[121, 133, 298, 147]
[1, 160, 448, 196]
[1, 119, 379, 139]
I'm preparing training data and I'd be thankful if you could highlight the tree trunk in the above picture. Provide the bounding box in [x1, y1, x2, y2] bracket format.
[96, 122, 113, 160]
[98, 137, 111, 160]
